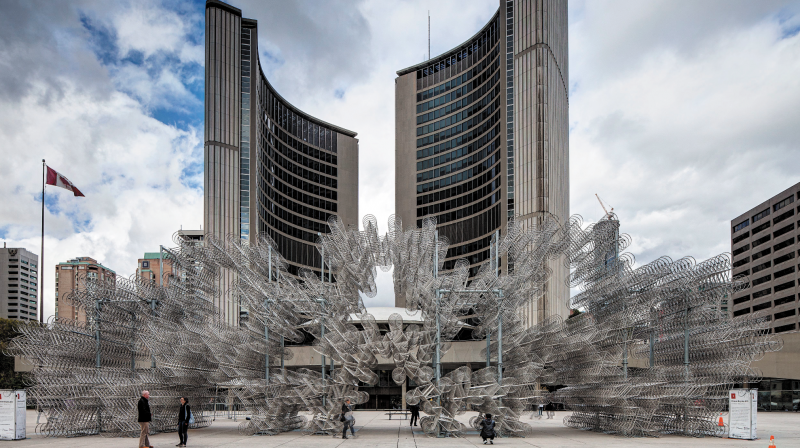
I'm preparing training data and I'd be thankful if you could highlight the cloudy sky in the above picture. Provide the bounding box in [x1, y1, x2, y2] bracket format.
[1, 0, 799, 317]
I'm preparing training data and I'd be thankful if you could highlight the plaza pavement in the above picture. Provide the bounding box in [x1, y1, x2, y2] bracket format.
[13, 409, 800, 447]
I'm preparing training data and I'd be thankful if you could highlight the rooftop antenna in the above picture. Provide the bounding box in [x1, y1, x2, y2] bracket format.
[595, 194, 615, 220]
[428, 11, 430, 60]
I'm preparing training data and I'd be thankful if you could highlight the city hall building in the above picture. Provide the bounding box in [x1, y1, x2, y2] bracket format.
[204, 0, 359, 323]
[395, 0, 570, 327]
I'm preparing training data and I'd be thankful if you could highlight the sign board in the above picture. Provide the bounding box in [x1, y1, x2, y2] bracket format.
[729, 388, 757, 440]
[15, 390, 26, 440]
[0, 390, 26, 440]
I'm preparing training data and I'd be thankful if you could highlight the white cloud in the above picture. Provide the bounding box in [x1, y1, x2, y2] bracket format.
[3, 0, 800, 318]
[570, 1, 800, 265]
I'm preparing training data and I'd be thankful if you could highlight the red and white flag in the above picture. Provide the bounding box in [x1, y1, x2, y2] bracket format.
[46, 166, 85, 197]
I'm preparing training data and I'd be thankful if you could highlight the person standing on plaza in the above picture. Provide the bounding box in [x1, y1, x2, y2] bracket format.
[409, 402, 420, 427]
[177, 397, 191, 447]
[538, 403, 544, 417]
[341, 398, 356, 439]
[138, 390, 153, 448]
[479, 413, 495, 445]
[545, 402, 555, 419]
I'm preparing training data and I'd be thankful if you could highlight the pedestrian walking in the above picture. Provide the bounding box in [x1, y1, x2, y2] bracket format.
[341, 399, 356, 439]
[538, 403, 543, 417]
[176, 397, 191, 447]
[409, 403, 420, 427]
[545, 402, 555, 419]
[137, 390, 153, 448]
[479, 413, 496, 445]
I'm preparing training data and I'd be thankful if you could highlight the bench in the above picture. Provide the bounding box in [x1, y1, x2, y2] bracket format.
[385, 411, 411, 420]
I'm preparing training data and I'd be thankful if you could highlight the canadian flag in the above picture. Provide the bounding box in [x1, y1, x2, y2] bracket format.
[46, 166, 85, 197]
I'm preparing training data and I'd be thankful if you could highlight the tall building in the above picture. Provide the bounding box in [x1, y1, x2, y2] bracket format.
[0, 244, 39, 322]
[55, 257, 115, 323]
[136, 252, 176, 287]
[204, 1, 359, 323]
[731, 183, 799, 334]
[395, 0, 569, 325]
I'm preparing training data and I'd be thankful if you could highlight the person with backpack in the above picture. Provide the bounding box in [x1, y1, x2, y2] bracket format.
[341, 398, 356, 439]
[137, 390, 153, 448]
[177, 397, 192, 447]
[479, 413, 496, 445]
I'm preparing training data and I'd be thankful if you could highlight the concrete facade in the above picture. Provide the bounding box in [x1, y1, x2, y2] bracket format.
[730, 182, 800, 334]
[54, 257, 115, 323]
[395, 0, 569, 325]
[0, 245, 39, 321]
[204, 1, 359, 324]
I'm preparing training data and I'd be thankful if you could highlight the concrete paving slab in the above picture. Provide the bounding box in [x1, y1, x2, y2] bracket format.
[13, 410, 800, 447]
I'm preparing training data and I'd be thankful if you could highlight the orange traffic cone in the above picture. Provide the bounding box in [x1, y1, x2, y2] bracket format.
[768, 435, 777, 448]
[717, 413, 724, 427]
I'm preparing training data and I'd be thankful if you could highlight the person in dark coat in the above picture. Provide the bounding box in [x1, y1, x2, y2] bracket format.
[137, 390, 153, 448]
[545, 402, 555, 419]
[177, 397, 191, 447]
[408, 403, 420, 427]
[479, 413, 495, 444]
[341, 399, 356, 439]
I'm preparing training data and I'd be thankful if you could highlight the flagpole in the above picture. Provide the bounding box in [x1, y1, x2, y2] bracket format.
[41, 159, 45, 324]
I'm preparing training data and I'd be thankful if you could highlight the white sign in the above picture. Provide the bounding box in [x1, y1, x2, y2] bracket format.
[15, 391, 26, 440]
[729, 388, 757, 440]
[0, 390, 26, 440]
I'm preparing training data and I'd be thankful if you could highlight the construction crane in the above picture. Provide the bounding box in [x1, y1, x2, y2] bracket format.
[595, 194, 615, 220]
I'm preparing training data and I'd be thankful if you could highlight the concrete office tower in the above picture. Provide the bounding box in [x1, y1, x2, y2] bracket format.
[0, 245, 39, 321]
[731, 183, 800, 334]
[204, 1, 359, 324]
[395, 0, 569, 325]
[55, 257, 115, 323]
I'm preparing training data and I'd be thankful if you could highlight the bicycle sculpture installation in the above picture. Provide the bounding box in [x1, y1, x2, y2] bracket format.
[7, 214, 781, 438]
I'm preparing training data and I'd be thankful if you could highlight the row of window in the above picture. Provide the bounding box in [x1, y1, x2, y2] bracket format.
[418, 89, 498, 139]
[732, 202, 799, 235]
[418, 165, 500, 206]
[262, 224, 322, 273]
[416, 115, 500, 163]
[733, 306, 798, 322]
[266, 91, 338, 154]
[261, 210, 320, 244]
[417, 126, 498, 172]
[445, 235, 494, 260]
[774, 195, 795, 212]
[430, 204, 501, 254]
[266, 200, 328, 236]
[266, 172, 337, 212]
[267, 150, 336, 189]
[417, 138, 500, 182]
[266, 161, 337, 201]
[441, 248, 491, 270]
[417, 139, 501, 194]
[422, 190, 501, 226]
[416, 104, 499, 148]
[415, 27, 499, 93]
[734, 293, 796, 307]
[416, 54, 500, 114]
[417, 176, 501, 218]
[416, 71, 499, 127]
[268, 189, 332, 225]
[737, 221, 799, 255]
[270, 138, 337, 177]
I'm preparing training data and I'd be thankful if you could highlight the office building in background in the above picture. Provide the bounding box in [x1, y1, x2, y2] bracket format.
[395, 0, 569, 325]
[204, 0, 359, 324]
[55, 257, 115, 322]
[731, 182, 799, 334]
[0, 244, 39, 321]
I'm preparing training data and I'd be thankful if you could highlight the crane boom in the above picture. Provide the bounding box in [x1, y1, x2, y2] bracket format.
[595, 194, 614, 219]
